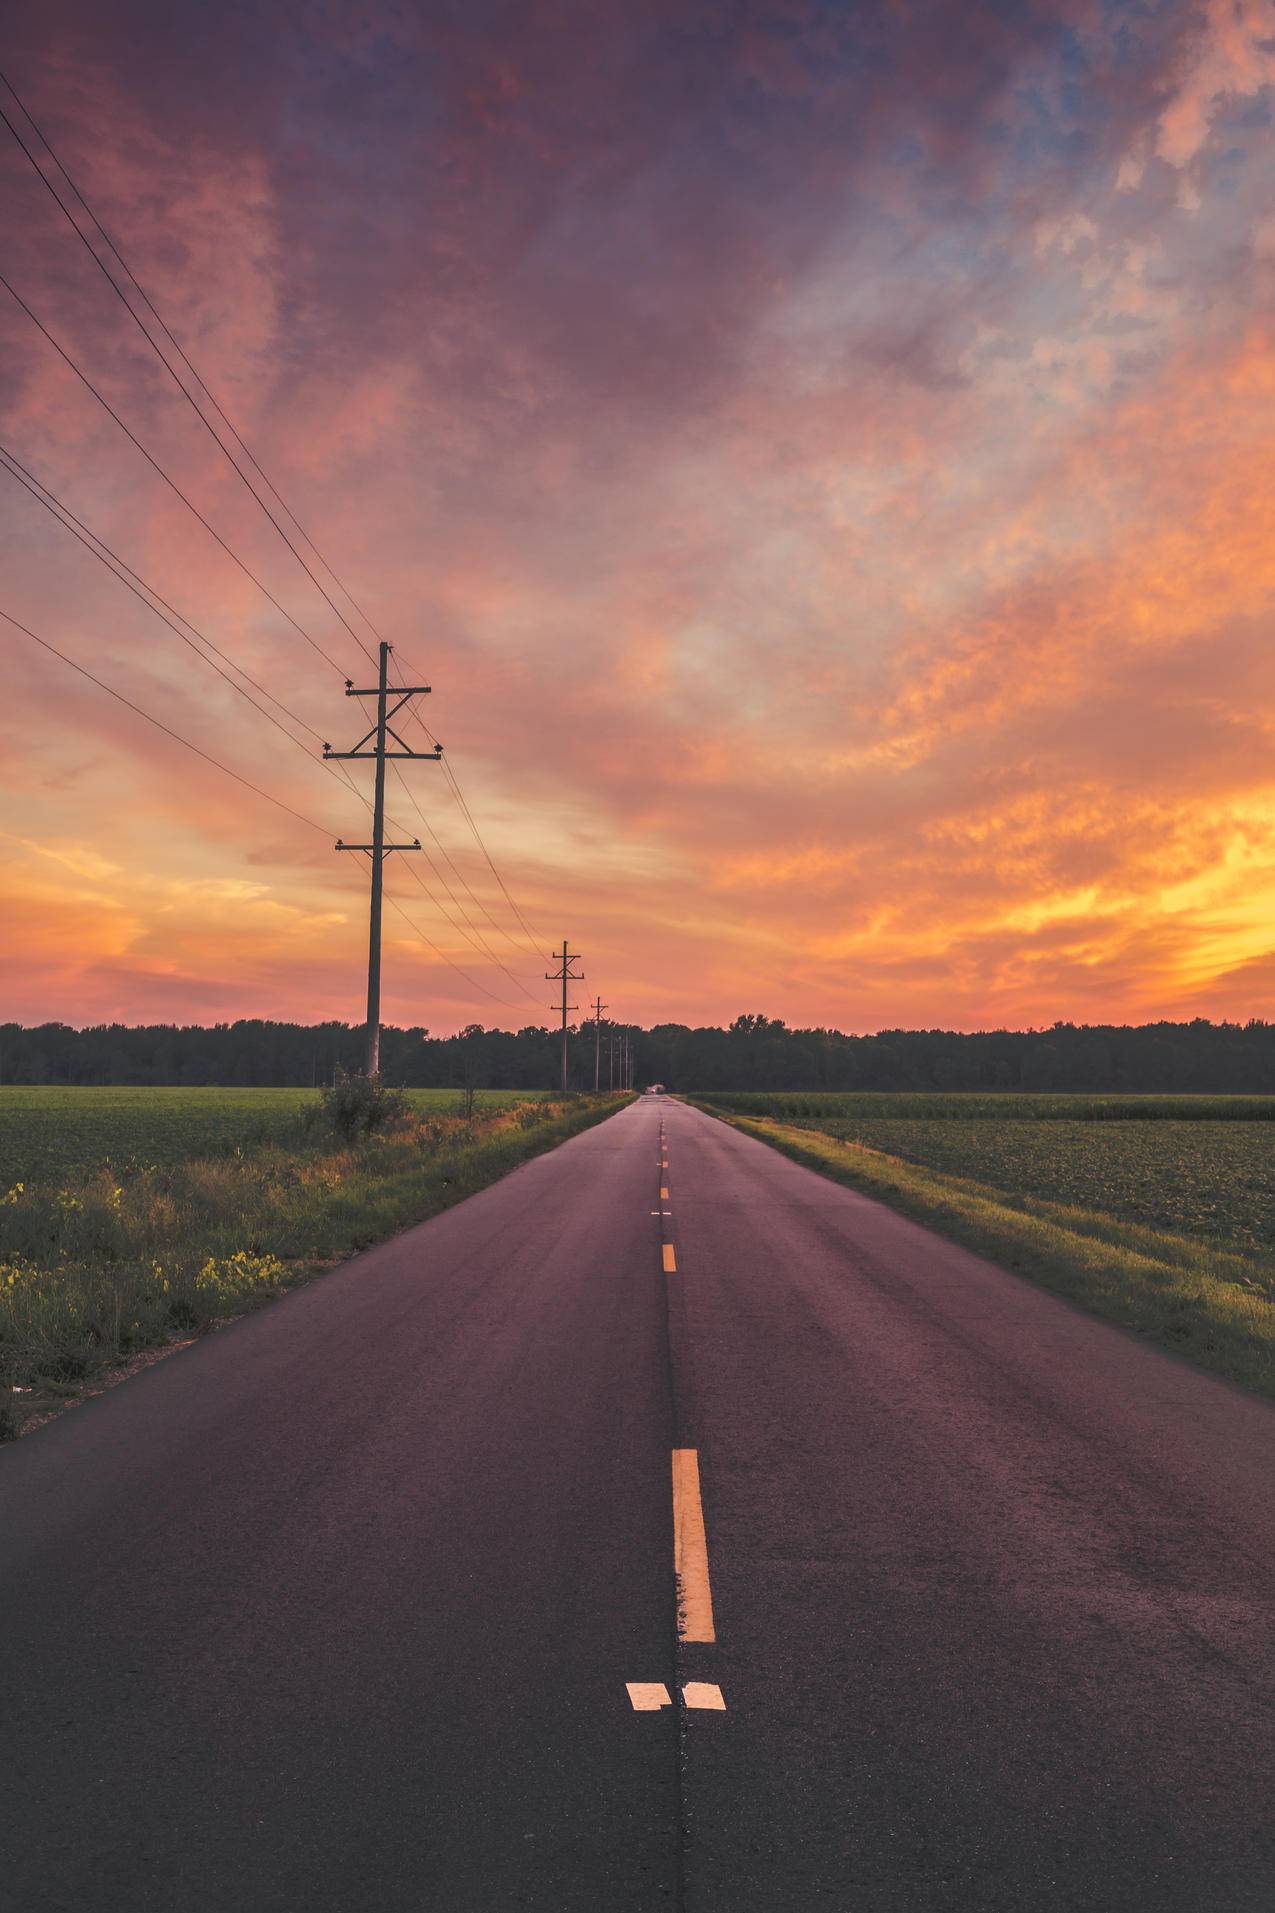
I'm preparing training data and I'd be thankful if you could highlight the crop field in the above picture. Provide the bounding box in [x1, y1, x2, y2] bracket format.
[842, 1120, 1275, 1257]
[695, 1093, 1275, 1252]
[697, 1097, 1275, 1260]
[0, 1086, 549, 1185]
[697, 1090, 1275, 1123]
[695, 1090, 1275, 1401]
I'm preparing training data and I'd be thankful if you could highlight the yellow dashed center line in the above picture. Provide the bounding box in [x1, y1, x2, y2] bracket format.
[671, 1448, 716, 1643]
[662, 1243, 677, 1274]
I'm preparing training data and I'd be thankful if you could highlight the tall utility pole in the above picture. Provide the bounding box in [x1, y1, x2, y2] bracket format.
[325, 641, 441, 1077]
[545, 941, 584, 1093]
[591, 995, 608, 1092]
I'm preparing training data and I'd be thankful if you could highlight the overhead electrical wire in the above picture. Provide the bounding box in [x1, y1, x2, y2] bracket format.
[0, 270, 350, 682]
[386, 762, 543, 1002]
[0, 604, 521, 1009]
[0, 67, 550, 961]
[0, 448, 530, 999]
[0, 604, 334, 837]
[0, 443, 326, 751]
[0, 73, 378, 674]
[390, 648, 549, 959]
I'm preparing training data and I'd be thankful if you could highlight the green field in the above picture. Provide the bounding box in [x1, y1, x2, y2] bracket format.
[694, 1091, 1275, 1402]
[697, 1090, 1275, 1123]
[0, 1085, 621, 1439]
[0, 1086, 550, 1184]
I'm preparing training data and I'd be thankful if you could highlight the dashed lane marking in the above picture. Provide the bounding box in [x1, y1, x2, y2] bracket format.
[626, 1683, 672, 1711]
[660, 1186, 669, 1199]
[672, 1448, 716, 1642]
[626, 1681, 726, 1712]
[662, 1244, 677, 1274]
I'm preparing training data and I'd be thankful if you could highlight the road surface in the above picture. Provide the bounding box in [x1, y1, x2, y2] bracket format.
[3, 1095, 1273, 1909]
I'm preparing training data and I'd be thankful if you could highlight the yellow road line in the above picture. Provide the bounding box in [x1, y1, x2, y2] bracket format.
[671, 1448, 716, 1642]
[660, 1185, 669, 1200]
[662, 1243, 677, 1274]
[682, 1682, 726, 1711]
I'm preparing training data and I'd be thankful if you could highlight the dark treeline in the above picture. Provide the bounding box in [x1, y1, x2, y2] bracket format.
[4, 1014, 1275, 1093]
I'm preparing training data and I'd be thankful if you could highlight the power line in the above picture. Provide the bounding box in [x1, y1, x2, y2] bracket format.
[0, 444, 543, 995]
[1, 72, 555, 978]
[0, 270, 351, 681]
[384, 759, 542, 1001]
[0, 444, 325, 752]
[0, 605, 334, 836]
[1, 233, 549, 973]
[391, 647, 549, 956]
[0, 69, 379, 671]
[1, 605, 522, 1010]
[388, 748, 535, 962]
[0, 71, 552, 966]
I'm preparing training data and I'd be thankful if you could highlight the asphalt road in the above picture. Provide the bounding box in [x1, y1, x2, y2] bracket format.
[3, 1095, 1274, 1910]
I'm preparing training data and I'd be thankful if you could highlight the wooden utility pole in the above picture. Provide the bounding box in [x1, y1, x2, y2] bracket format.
[326, 641, 440, 1077]
[591, 995, 608, 1092]
[545, 941, 583, 1092]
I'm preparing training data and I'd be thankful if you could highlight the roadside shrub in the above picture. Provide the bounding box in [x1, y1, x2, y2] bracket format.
[317, 1071, 408, 1140]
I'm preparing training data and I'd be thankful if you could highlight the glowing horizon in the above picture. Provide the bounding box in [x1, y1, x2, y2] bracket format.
[4, 1, 1275, 1037]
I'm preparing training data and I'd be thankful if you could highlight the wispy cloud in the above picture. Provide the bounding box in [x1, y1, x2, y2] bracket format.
[3, 0, 1274, 1030]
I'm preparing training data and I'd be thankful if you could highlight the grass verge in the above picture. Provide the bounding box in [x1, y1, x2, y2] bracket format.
[690, 1103, 1275, 1405]
[1, 1092, 633, 1440]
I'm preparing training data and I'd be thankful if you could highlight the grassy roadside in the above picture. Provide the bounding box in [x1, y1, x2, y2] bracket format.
[689, 1102, 1275, 1405]
[1, 1092, 634, 1440]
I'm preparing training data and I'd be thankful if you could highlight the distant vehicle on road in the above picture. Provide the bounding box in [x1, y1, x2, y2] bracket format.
[644, 1083, 666, 1095]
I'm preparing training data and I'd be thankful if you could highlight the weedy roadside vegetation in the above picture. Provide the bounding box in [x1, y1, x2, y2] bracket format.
[0, 1085, 630, 1439]
[693, 1091, 1275, 1404]
[0, 1085, 552, 1185]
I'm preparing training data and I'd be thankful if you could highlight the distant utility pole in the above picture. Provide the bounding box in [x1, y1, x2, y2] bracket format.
[608, 1031, 616, 1091]
[592, 995, 608, 1092]
[325, 641, 441, 1077]
[545, 941, 584, 1093]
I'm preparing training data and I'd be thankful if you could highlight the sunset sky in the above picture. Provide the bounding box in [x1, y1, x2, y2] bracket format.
[3, 0, 1275, 1035]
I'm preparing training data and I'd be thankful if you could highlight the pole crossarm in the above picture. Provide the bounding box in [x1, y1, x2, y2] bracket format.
[325, 747, 442, 760]
[335, 838, 421, 853]
[344, 682, 431, 698]
[325, 687, 442, 760]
